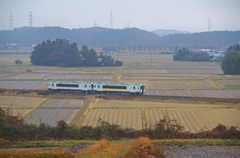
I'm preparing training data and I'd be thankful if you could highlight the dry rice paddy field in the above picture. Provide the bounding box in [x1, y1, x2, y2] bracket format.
[82, 108, 143, 130]
[82, 99, 240, 133]
[0, 53, 239, 98]
[145, 108, 240, 133]
[0, 52, 240, 132]
[0, 96, 47, 118]
[0, 96, 84, 126]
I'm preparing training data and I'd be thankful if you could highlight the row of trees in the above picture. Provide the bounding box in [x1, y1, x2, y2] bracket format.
[221, 44, 240, 74]
[30, 39, 123, 67]
[173, 48, 211, 61]
[173, 44, 240, 75]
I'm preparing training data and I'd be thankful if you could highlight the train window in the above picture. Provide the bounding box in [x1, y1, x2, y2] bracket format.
[52, 84, 54, 86]
[133, 86, 135, 89]
[85, 85, 86, 88]
[98, 85, 100, 88]
[138, 87, 139, 89]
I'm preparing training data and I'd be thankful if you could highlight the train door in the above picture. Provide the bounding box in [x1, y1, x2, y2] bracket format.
[91, 83, 93, 92]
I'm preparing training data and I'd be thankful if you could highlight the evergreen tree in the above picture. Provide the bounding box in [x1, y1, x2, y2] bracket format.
[80, 45, 98, 66]
[30, 39, 81, 66]
[173, 48, 211, 61]
[221, 44, 240, 74]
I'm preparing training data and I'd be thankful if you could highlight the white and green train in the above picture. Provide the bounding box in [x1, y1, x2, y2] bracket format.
[48, 81, 145, 95]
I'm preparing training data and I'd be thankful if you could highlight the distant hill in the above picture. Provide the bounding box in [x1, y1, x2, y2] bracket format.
[158, 31, 240, 48]
[153, 29, 189, 37]
[0, 26, 239, 49]
[0, 27, 159, 47]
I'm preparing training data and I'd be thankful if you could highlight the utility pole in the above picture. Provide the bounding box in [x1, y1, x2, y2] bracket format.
[29, 12, 33, 27]
[94, 21, 97, 27]
[110, 12, 113, 29]
[208, 18, 211, 32]
[9, 13, 13, 30]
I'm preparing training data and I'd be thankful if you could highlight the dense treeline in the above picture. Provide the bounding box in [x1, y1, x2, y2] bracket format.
[221, 44, 240, 74]
[173, 48, 211, 61]
[0, 26, 240, 49]
[30, 39, 122, 67]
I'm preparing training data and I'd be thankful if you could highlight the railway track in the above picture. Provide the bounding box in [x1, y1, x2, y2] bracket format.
[1, 88, 240, 103]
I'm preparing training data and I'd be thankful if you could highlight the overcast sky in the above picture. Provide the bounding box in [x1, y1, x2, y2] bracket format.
[0, 0, 240, 33]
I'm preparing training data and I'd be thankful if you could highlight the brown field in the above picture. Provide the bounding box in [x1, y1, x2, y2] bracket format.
[0, 54, 31, 65]
[0, 80, 47, 89]
[44, 74, 86, 80]
[150, 80, 215, 89]
[82, 99, 240, 132]
[85, 75, 112, 80]
[145, 89, 194, 97]
[83, 79, 110, 83]
[82, 108, 142, 130]
[199, 69, 223, 74]
[192, 89, 240, 98]
[41, 98, 84, 108]
[0, 96, 47, 109]
[161, 65, 221, 70]
[121, 75, 164, 80]
[3, 73, 50, 79]
[159, 61, 218, 66]
[0, 96, 48, 118]
[1, 108, 35, 118]
[144, 62, 160, 68]
[0, 53, 240, 133]
[112, 53, 173, 62]
[145, 108, 240, 133]
[214, 79, 240, 85]
[25, 109, 78, 126]
[22, 98, 84, 126]
[121, 69, 167, 74]
[72, 67, 117, 73]
[167, 69, 202, 74]
[97, 99, 229, 108]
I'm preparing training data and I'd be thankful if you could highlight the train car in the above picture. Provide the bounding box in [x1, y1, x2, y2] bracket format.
[48, 81, 91, 92]
[48, 81, 145, 95]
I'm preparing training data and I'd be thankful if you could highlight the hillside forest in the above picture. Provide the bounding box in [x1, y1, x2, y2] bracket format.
[1, 27, 240, 50]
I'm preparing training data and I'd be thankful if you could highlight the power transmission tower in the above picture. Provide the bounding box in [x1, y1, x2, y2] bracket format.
[208, 18, 211, 32]
[29, 12, 33, 27]
[110, 12, 113, 29]
[9, 13, 13, 30]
